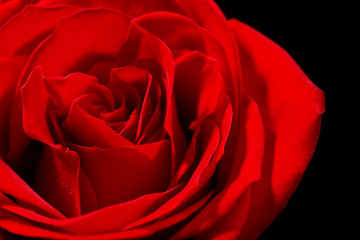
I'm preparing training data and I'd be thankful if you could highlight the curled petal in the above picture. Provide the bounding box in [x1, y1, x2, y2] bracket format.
[20, 67, 54, 146]
[61, 99, 132, 148]
[173, 96, 264, 239]
[174, 50, 226, 127]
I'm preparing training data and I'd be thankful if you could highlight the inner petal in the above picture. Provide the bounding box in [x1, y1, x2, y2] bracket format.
[70, 140, 172, 209]
[44, 72, 114, 110]
[61, 98, 132, 148]
[174, 50, 226, 128]
[107, 66, 164, 143]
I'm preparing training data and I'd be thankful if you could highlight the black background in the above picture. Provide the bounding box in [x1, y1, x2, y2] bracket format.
[214, 1, 340, 239]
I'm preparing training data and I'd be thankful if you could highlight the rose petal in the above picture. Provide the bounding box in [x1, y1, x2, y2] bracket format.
[5, 5, 83, 166]
[0, 184, 183, 236]
[118, 22, 187, 177]
[136, 11, 232, 84]
[135, 76, 158, 142]
[0, 4, 79, 57]
[174, 50, 226, 127]
[31, 145, 81, 218]
[173, 3, 244, 184]
[229, 19, 325, 239]
[137, 85, 163, 144]
[170, 93, 232, 188]
[62, 185, 182, 235]
[44, 72, 113, 110]
[116, 23, 175, 95]
[20, 67, 54, 145]
[61, 99, 132, 148]
[20, 9, 132, 83]
[0, 0, 36, 26]
[0, 187, 212, 239]
[0, 56, 27, 159]
[8, 9, 136, 168]
[63, 189, 213, 239]
[99, 96, 129, 124]
[0, 208, 68, 239]
[70, 140, 172, 209]
[108, 67, 150, 99]
[78, 168, 97, 215]
[174, 0, 242, 106]
[172, 96, 264, 238]
[118, 110, 140, 142]
[107, 66, 162, 143]
[124, 190, 214, 239]
[36, 0, 186, 17]
[87, 60, 117, 85]
[0, 158, 64, 219]
[124, 119, 220, 230]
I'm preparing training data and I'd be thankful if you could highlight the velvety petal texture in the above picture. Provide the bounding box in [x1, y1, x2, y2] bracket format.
[228, 19, 324, 239]
[0, 0, 324, 239]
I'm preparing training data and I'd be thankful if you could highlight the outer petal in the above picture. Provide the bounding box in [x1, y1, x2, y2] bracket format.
[0, 184, 183, 237]
[0, 4, 79, 57]
[229, 19, 324, 239]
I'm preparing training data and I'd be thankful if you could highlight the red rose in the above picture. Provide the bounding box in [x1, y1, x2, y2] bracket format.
[0, 0, 324, 239]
